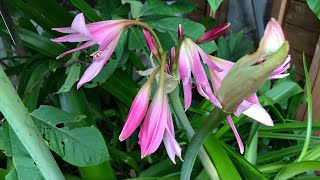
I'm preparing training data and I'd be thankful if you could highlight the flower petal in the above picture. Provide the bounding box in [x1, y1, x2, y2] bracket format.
[227, 115, 244, 154]
[119, 82, 152, 141]
[52, 27, 76, 33]
[51, 33, 91, 43]
[242, 103, 274, 126]
[71, 13, 91, 38]
[144, 93, 168, 156]
[196, 23, 230, 44]
[163, 111, 183, 164]
[77, 33, 122, 88]
[56, 41, 96, 59]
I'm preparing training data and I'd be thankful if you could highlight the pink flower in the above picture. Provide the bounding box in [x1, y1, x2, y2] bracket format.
[209, 54, 290, 153]
[195, 23, 230, 44]
[178, 27, 222, 110]
[119, 69, 182, 163]
[257, 18, 285, 57]
[51, 13, 134, 89]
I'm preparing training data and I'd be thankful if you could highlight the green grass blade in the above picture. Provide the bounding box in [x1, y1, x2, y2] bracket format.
[297, 53, 313, 161]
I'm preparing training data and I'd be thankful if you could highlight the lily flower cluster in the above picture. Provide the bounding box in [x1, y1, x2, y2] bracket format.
[52, 13, 290, 163]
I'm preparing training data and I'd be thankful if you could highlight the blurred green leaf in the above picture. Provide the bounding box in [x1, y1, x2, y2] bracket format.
[207, 0, 223, 14]
[101, 70, 137, 106]
[265, 80, 303, 108]
[307, 0, 320, 20]
[0, 168, 8, 179]
[22, 62, 49, 111]
[217, 31, 253, 61]
[139, 0, 196, 17]
[139, 159, 181, 177]
[69, 0, 102, 22]
[128, 27, 148, 51]
[30, 105, 109, 167]
[55, 63, 81, 94]
[0, 26, 67, 59]
[121, 0, 143, 19]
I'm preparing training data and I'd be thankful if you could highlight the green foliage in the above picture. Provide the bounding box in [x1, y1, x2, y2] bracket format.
[217, 31, 254, 61]
[30, 105, 109, 166]
[307, 0, 320, 20]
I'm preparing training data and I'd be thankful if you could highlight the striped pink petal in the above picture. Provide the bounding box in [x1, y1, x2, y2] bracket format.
[143, 28, 159, 57]
[77, 32, 122, 88]
[56, 41, 96, 59]
[196, 23, 230, 44]
[71, 13, 92, 38]
[51, 33, 91, 43]
[163, 110, 183, 164]
[227, 115, 244, 154]
[178, 43, 192, 110]
[119, 81, 152, 141]
[139, 89, 167, 157]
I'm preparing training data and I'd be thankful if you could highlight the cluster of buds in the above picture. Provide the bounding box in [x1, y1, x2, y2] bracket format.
[52, 13, 289, 162]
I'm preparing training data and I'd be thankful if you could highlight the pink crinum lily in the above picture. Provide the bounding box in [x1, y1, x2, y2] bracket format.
[51, 13, 135, 89]
[119, 68, 183, 163]
[178, 24, 230, 110]
[209, 18, 290, 153]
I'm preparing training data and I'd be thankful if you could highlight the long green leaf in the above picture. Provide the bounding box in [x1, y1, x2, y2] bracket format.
[181, 108, 227, 180]
[204, 136, 242, 179]
[275, 161, 320, 179]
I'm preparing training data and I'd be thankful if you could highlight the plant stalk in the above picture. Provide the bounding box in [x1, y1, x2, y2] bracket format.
[168, 87, 221, 180]
[0, 66, 64, 180]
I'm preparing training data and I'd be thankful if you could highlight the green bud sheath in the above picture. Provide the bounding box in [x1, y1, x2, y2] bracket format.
[217, 42, 289, 113]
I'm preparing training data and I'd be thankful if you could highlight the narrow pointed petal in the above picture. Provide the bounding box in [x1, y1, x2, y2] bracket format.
[51, 33, 91, 43]
[189, 43, 221, 108]
[196, 23, 230, 44]
[227, 115, 244, 154]
[196, 45, 221, 71]
[269, 73, 289, 79]
[77, 33, 122, 88]
[163, 130, 183, 164]
[143, 28, 159, 57]
[178, 24, 183, 39]
[119, 82, 152, 141]
[170, 47, 176, 64]
[163, 112, 183, 163]
[242, 103, 274, 126]
[182, 80, 192, 110]
[71, 13, 91, 38]
[144, 93, 168, 156]
[56, 41, 96, 59]
[178, 43, 192, 110]
[52, 27, 76, 33]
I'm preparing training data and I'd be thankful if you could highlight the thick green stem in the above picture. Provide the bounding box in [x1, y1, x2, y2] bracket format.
[168, 88, 221, 180]
[0, 67, 64, 180]
[180, 105, 227, 180]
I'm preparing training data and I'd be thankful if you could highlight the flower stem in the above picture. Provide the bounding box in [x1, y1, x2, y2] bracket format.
[0, 67, 64, 180]
[168, 87, 220, 180]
